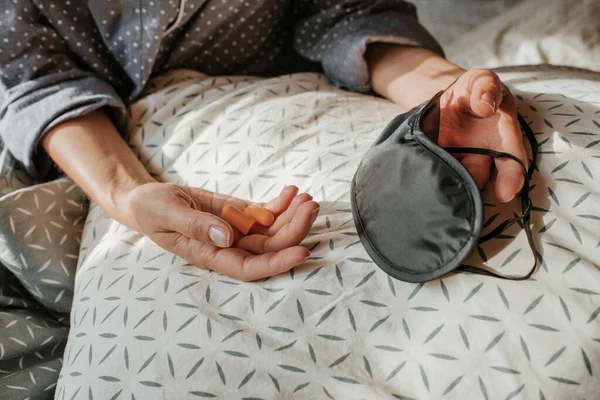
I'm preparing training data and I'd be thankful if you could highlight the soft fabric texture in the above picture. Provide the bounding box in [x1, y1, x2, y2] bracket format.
[0, 178, 86, 316]
[0, 141, 74, 400]
[0, 0, 443, 177]
[0, 276, 69, 400]
[48, 67, 600, 400]
[445, 0, 600, 72]
[414, 0, 523, 46]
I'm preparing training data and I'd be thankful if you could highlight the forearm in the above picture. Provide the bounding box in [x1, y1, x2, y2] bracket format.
[42, 110, 154, 231]
[366, 44, 465, 109]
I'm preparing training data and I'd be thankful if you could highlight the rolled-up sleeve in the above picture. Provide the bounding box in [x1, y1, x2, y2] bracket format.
[0, 1, 127, 178]
[292, 0, 444, 93]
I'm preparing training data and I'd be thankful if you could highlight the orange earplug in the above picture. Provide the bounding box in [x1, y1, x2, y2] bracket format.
[244, 204, 275, 227]
[221, 205, 276, 235]
[222, 206, 256, 235]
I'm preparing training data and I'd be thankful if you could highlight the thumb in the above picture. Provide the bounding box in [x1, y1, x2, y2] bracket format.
[164, 203, 234, 248]
[454, 69, 504, 119]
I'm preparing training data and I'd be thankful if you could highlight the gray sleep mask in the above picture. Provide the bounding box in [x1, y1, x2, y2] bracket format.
[350, 91, 538, 283]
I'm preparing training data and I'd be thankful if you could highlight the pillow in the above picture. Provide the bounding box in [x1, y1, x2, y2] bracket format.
[56, 67, 600, 400]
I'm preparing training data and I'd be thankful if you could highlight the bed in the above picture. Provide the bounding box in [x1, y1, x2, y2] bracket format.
[1, 1, 599, 399]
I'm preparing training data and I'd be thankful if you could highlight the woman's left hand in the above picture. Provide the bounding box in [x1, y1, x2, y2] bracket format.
[438, 69, 528, 202]
[367, 46, 527, 203]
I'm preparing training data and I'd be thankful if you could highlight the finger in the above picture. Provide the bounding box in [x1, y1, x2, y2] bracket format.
[235, 246, 310, 281]
[267, 193, 313, 234]
[455, 69, 503, 119]
[263, 186, 299, 216]
[238, 201, 320, 253]
[460, 154, 493, 190]
[186, 187, 248, 215]
[229, 186, 300, 236]
[492, 100, 528, 202]
[162, 204, 234, 248]
[248, 186, 300, 234]
[169, 234, 310, 281]
[186, 185, 299, 225]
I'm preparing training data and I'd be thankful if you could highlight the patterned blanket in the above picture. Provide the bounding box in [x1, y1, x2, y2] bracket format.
[1, 66, 599, 400]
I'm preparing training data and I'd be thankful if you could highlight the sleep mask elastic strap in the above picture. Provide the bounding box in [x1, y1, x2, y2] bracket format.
[445, 113, 539, 281]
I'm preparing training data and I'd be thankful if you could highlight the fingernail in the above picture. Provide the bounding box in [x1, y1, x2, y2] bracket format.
[310, 207, 320, 223]
[501, 173, 524, 203]
[209, 226, 230, 247]
[481, 92, 496, 114]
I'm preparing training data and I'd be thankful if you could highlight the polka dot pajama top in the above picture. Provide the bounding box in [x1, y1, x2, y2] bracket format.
[0, 0, 443, 176]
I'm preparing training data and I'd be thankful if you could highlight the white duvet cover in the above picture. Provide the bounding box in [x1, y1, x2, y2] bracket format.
[56, 67, 600, 400]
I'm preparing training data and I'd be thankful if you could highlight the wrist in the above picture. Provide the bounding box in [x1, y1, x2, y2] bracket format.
[104, 170, 155, 233]
[367, 44, 465, 109]
[43, 110, 156, 233]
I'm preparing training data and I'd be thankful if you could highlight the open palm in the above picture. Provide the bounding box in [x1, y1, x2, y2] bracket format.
[129, 183, 319, 281]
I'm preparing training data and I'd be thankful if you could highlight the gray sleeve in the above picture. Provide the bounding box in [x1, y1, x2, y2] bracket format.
[0, 1, 128, 178]
[292, 0, 444, 93]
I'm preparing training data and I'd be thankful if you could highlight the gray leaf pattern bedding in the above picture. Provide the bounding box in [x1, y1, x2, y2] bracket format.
[1, 66, 599, 399]
[0, 144, 84, 399]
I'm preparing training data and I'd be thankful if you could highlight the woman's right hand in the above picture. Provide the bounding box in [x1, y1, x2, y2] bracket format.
[42, 110, 319, 282]
[126, 183, 319, 281]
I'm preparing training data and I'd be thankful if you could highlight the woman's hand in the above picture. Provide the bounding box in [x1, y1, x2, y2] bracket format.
[438, 69, 527, 202]
[43, 110, 319, 281]
[367, 45, 527, 202]
[127, 183, 319, 281]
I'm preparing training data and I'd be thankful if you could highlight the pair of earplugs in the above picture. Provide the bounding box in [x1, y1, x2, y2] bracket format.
[222, 204, 275, 235]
